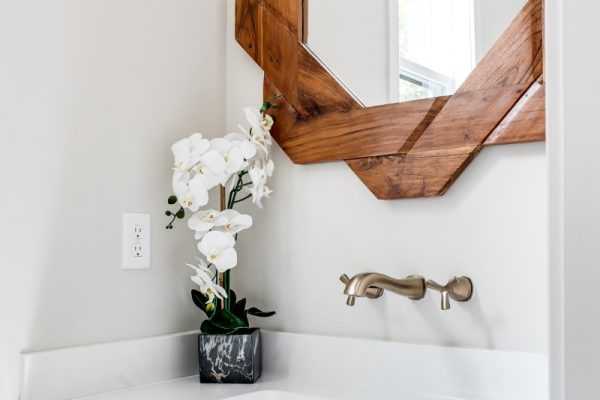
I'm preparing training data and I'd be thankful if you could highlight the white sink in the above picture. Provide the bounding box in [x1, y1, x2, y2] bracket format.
[226, 390, 328, 400]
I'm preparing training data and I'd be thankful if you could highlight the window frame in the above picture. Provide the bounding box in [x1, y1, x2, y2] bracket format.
[388, 0, 479, 103]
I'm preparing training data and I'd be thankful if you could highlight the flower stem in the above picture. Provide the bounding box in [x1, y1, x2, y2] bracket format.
[220, 171, 249, 312]
[218, 186, 227, 311]
[234, 194, 252, 204]
[214, 171, 253, 312]
[224, 270, 231, 310]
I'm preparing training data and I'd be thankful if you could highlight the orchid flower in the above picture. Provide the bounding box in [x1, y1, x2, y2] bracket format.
[246, 160, 274, 208]
[211, 138, 248, 179]
[173, 175, 209, 212]
[191, 149, 227, 190]
[244, 107, 273, 134]
[198, 231, 238, 273]
[248, 182, 273, 209]
[242, 107, 273, 157]
[236, 124, 270, 162]
[188, 209, 226, 240]
[251, 128, 272, 149]
[225, 133, 258, 160]
[171, 133, 210, 182]
[261, 114, 274, 131]
[213, 209, 253, 235]
[187, 261, 227, 304]
[265, 159, 274, 176]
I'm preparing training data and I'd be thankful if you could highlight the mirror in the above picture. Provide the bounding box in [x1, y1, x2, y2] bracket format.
[306, 0, 528, 106]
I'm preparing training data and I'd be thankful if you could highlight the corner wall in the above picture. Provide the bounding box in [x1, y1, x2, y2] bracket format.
[0, 1, 226, 398]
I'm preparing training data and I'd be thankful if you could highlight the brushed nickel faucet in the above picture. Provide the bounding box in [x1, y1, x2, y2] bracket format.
[426, 276, 473, 310]
[340, 273, 426, 306]
[340, 273, 473, 310]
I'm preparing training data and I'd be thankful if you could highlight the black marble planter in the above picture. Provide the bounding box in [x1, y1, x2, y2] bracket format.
[197, 328, 262, 383]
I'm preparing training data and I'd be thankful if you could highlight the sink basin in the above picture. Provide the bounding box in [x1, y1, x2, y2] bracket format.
[226, 390, 328, 400]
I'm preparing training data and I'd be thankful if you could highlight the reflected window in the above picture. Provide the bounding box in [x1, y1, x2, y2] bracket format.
[399, 70, 445, 102]
[394, 0, 476, 102]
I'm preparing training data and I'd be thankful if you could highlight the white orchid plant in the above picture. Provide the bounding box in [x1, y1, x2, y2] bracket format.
[166, 100, 278, 335]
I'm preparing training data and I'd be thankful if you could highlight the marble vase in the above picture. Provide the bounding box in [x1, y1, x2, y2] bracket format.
[197, 328, 262, 383]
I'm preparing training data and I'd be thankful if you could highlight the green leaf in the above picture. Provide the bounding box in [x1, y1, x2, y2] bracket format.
[201, 319, 238, 335]
[168, 195, 178, 205]
[232, 298, 248, 326]
[229, 289, 237, 307]
[210, 308, 248, 330]
[191, 290, 214, 317]
[247, 307, 276, 318]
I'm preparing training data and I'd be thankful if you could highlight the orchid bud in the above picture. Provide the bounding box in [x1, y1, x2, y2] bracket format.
[261, 101, 272, 112]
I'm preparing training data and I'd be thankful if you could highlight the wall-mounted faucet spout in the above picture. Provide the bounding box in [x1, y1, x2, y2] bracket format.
[340, 273, 426, 306]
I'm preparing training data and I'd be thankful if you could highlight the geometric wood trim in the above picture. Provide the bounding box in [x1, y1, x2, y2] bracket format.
[236, 0, 545, 199]
[484, 77, 546, 146]
[278, 96, 451, 163]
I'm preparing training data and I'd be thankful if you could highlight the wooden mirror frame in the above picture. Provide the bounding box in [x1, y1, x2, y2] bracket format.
[235, 0, 544, 199]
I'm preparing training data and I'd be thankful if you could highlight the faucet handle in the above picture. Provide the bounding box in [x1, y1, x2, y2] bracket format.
[426, 276, 473, 310]
[339, 274, 384, 299]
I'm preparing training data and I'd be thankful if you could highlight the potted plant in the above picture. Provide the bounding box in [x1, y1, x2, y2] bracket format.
[165, 101, 277, 383]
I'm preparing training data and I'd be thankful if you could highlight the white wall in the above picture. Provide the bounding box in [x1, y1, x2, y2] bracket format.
[227, 0, 548, 354]
[476, 0, 528, 59]
[0, 1, 226, 398]
[307, 0, 390, 106]
[547, 0, 600, 398]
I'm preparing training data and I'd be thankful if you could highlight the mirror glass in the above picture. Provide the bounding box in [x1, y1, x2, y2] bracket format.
[306, 0, 528, 106]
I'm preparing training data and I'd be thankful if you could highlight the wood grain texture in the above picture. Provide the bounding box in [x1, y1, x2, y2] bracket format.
[296, 45, 362, 117]
[411, 84, 531, 152]
[264, 78, 299, 144]
[485, 78, 545, 145]
[261, 0, 304, 39]
[256, 2, 361, 117]
[348, 147, 477, 199]
[353, 0, 545, 198]
[459, 0, 543, 91]
[261, 10, 299, 107]
[235, 0, 547, 199]
[279, 96, 449, 163]
[347, 84, 536, 198]
[235, 0, 263, 66]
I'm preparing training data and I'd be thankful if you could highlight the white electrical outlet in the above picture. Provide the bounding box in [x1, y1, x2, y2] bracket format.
[123, 213, 151, 269]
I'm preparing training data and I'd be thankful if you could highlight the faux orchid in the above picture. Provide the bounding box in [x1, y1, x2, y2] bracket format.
[187, 260, 227, 305]
[187, 209, 223, 240]
[198, 231, 238, 273]
[166, 100, 278, 334]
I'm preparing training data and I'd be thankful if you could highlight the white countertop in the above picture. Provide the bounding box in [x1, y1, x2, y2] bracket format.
[75, 374, 464, 400]
[21, 331, 548, 400]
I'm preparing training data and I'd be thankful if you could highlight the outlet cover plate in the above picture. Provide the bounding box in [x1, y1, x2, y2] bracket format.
[122, 213, 151, 270]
